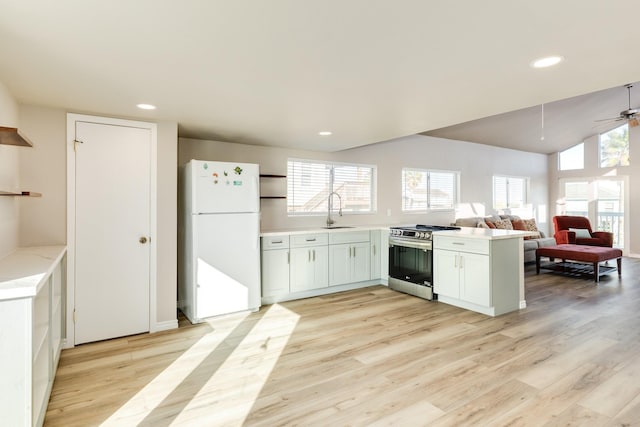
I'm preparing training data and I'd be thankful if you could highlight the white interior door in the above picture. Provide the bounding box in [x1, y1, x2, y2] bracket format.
[74, 120, 151, 344]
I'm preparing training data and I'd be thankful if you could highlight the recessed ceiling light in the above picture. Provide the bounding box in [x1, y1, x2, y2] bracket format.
[318, 131, 332, 136]
[530, 56, 564, 68]
[136, 103, 156, 110]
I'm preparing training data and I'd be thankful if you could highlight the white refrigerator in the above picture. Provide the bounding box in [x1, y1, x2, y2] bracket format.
[179, 159, 261, 323]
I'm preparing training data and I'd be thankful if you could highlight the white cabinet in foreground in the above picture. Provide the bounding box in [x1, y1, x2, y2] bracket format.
[0, 246, 67, 427]
[433, 234, 520, 316]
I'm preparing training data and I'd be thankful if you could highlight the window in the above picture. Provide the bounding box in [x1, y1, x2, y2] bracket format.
[493, 175, 527, 209]
[600, 124, 629, 167]
[401, 168, 458, 212]
[558, 143, 584, 170]
[287, 159, 376, 215]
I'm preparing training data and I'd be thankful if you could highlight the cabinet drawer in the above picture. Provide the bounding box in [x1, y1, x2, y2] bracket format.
[328, 230, 370, 245]
[291, 233, 328, 247]
[434, 236, 489, 255]
[262, 235, 290, 250]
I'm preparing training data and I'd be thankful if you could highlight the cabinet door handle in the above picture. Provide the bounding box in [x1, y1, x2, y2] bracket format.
[353, 246, 356, 257]
[306, 238, 316, 242]
[453, 242, 464, 245]
[287, 251, 290, 264]
[460, 255, 464, 269]
[272, 240, 283, 244]
[373, 244, 376, 256]
[454, 254, 458, 268]
[313, 249, 316, 261]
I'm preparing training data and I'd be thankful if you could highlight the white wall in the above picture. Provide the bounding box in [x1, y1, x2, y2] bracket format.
[17, 105, 179, 325]
[549, 125, 640, 255]
[0, 80, 20, 259]
[179, 134, 550, 235]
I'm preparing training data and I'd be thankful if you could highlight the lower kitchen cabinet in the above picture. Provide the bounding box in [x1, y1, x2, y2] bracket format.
[434, 249, 489, 306]
[370, 230, 382, 280]
[290, 246, 328, 292]
[261, 235, 290, 298]
[433, 234, 519, 316]
[261, 228, 387, 304]
[329, 242, 370, 286]
[289, 233, 329, 292]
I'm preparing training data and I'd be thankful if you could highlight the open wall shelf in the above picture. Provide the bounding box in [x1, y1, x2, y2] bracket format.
[0, 127, 33, 147]
[260, 174, 287, 200]
[0, 191, 42, 197]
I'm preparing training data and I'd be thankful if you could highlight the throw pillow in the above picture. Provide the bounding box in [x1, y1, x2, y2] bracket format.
[521, 218, 541, 239]
[493, 219, 513, 230]
[511, 219, 527, 230]
[484, 220, 496, 229]
[477, 221, 489, 229]
[569, 227, 591, 238]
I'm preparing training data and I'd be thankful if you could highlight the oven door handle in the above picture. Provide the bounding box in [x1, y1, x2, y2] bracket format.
[389, 237, 432, 251]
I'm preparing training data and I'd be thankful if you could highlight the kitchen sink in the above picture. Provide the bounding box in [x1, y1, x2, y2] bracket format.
[322, 226, 355, 229]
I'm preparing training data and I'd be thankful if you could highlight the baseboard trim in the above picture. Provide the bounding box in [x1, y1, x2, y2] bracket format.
[152, 319, 178, 333]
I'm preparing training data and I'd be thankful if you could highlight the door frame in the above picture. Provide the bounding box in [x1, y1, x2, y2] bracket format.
[66, 113, 158, 348]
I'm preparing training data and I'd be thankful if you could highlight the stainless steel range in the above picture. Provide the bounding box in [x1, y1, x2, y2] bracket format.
[388, 224, 460, 300]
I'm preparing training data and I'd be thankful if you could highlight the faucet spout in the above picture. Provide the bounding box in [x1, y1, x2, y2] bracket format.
[326, 191, 343, 227]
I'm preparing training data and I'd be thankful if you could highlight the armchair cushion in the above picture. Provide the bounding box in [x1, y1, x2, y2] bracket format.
[569, 228, 591, 238]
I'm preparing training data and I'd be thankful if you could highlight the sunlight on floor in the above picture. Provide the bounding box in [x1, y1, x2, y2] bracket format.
[171, 304, 299, 425]
[99, 304, 299, 426]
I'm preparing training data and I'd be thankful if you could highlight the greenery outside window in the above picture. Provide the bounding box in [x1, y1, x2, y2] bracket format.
[402, 168, 458, 212]
[493, 175, 527, 210]
[600, 124, 629, 167]
[287, 159, 376, 215]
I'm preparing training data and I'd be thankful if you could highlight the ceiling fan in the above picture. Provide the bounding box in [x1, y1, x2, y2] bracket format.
[595, 84, 640, 128]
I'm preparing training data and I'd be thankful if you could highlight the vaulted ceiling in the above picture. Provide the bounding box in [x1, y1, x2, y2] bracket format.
[1, 1, 639, 154]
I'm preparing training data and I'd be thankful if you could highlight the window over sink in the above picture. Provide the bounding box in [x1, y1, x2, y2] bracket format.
[287, 159, 376, 215]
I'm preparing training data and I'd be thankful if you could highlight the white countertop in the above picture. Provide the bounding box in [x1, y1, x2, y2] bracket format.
[261, 224, 392, 236]
[433, 227, 535, 240]
[0, 245, 67, 300]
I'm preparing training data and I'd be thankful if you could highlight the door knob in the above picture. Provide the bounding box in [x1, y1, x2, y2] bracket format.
[139, 236, 148, 244]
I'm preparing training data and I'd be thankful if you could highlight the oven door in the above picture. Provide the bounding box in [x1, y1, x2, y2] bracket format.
[388, 237, 433, 298]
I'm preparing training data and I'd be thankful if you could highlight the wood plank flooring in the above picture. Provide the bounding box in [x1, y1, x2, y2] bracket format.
[45, 259, 640, 426]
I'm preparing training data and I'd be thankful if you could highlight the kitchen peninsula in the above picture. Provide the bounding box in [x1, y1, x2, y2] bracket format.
[433, 227, 531, 316]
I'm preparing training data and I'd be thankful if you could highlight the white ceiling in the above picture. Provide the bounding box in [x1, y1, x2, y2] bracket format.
[1, 1, 640, 154]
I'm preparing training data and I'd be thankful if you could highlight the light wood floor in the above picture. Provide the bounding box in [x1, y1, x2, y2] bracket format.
[45, 260, 640, 427]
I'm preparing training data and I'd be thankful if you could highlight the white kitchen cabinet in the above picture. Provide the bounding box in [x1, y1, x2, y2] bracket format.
[290, 233, 329, 292]
[329, 231, 370, 286]
[329, 242, 370, 286]
[433, 234, 519, 316]
[370, 230, 382, 280]
[0, 246, 66, 427]
[434, 249, 489, 305]
[261, 235, 290, 299]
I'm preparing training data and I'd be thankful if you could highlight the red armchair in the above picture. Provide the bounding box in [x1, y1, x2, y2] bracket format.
[553, 215, 614, 247]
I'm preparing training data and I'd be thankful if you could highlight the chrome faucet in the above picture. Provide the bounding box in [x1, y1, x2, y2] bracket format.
[326, 191, 343, 227]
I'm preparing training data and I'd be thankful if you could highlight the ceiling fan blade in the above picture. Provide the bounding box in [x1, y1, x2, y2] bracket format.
[594, 116, 623, 122]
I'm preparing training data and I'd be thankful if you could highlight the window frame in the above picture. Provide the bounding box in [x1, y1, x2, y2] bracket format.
[286, 158, 377, 216]
[401, 167, 459, 213]
[493, 175, 528, 210]
[558, 142, 584, 171]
